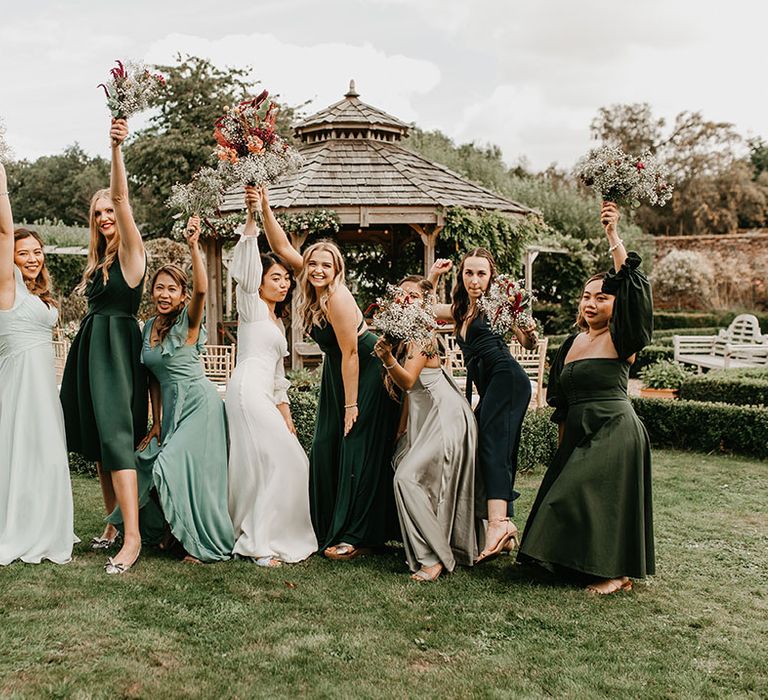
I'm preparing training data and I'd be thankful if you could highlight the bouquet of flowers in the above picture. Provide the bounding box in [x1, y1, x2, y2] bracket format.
[478, 275, 535, 337]
[0, 118, 11, 163]
[98, 60, 166, 119]
[372, 285, 438, 355]
[213, 91, 303, 187]
[166, 166, 227, 237]
[576, 145, 673, 208]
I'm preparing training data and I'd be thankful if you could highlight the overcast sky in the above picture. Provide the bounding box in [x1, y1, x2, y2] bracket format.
[1, 0, 766, 171]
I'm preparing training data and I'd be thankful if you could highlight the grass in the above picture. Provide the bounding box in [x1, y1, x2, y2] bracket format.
[1, 450, 766, 699]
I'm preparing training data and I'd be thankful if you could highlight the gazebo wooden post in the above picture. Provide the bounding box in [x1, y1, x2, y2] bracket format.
[410, 223, 443, 277]
[202, 237, 224, 344]
[288, 231, 309, 370]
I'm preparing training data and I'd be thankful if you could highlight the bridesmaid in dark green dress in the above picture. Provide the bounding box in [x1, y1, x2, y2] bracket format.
[60, 119, 147, 575]
[258, 188, 399, 558]
[517, 202, 655, 594]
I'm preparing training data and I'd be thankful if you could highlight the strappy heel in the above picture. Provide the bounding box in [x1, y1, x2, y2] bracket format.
[476, 518, 519, 564]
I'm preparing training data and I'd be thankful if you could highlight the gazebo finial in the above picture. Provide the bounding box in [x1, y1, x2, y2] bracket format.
[345, 79, 359, 98]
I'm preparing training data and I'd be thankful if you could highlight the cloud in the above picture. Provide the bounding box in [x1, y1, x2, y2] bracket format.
[144, 32, 441, 123]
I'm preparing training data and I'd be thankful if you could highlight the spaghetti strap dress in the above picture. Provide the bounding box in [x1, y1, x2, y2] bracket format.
[0, 267, 77, 565]
[456, 314, 531, 516]
[518, 252, 655, 579]
[60, 256, 147, 470]
[309, 321, 400, 549]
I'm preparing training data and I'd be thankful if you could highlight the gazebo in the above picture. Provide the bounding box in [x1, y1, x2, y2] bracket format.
[218, 80, 535, 365]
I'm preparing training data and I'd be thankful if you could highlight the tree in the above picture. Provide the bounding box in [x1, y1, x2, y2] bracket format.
[124, 54, 301, 236]
[5, 145, 110, 225]
[590, 103, 665, 155]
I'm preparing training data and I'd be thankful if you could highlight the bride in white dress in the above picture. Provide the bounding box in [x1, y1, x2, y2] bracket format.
[226, 187, 317, 566]
[0, 163, 77, 565]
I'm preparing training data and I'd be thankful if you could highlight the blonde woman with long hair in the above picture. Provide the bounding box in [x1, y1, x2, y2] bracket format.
[0, 164, 77, 565]
[257, 187, 399, 560]
[60, 119, 147, 574]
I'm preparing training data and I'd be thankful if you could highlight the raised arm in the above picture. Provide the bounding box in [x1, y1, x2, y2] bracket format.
[601, 201, 627, 272]
[110, 119, 145, 287]
[258, 186, 303, 273]
[0, 163, 15, 308]
[428, 258, 454, 321]
[327, 286, 360, 437]
[184, 216, 207, 342]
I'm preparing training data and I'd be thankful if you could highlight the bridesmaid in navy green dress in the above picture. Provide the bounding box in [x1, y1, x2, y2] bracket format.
[517, 202, 655, 594]
[60, 119, 147, 574]
[109, 217, 234, 563]
[258, 188, 399, 559]
[430, 249, 540, 563]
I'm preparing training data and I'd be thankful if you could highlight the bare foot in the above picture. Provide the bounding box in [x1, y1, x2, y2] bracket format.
[182, 555, 203, 565]
[411, 562, 443, 582]
[585, 576, 632, 595]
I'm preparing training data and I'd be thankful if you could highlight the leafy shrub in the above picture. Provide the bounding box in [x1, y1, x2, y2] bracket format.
[518, 408, 558, 472]
[48, 253, 87, 297]
[629, 345, 675, 377]
[679, 369, 768, 407]
[638, 360, 692, 390]
[69, 452, 97, 477]
[653, 310, 768, 330]
[287, 369, 321, 453]
[652, 250, 715, 310]
[632, 397, 768, 459]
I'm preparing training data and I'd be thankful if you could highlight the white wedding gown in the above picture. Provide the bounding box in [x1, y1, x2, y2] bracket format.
[226, 233, 317, 562]
[0, 267, 77, 565]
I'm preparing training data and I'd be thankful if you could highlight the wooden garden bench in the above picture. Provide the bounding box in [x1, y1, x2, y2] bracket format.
[673, 314, 768, 371]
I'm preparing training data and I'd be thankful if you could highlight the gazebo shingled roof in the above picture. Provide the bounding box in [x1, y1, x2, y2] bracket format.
[220, 80, 532, 223]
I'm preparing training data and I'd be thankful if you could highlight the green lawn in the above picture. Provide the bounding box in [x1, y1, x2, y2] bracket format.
[1, 450, 766, 699]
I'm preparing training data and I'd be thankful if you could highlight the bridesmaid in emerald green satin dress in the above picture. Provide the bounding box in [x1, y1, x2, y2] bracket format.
[258, 188, 399, 559]
[517, 202, 655, 595]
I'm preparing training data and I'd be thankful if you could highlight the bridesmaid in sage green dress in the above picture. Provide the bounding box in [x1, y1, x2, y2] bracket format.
[60, 118, 147, 574]
[110, 217, 235, 562]
[109, 217, 234, 563]
[374, 276, 480, 582]
[258, 187, 399, 558]
[517, 202, 655, 595]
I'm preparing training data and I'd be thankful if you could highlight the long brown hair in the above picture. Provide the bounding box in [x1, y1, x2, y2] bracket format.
[296, 240, 346, 331]
[75, 188, 120, 294]
[450, 248, 497, 327]
[383, 275, 436, 400]
[150, 265, 189, 343]
[14, 228, 56, 308]
[260, 252, 295, 319]
[574, 272, 609, 331]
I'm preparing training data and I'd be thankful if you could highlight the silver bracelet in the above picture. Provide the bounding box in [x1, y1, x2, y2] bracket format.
[0, 191, 8, 196]
[344, 402, 358, 409]
[608, 239, 624, 252]
[384, 361, 396, 370]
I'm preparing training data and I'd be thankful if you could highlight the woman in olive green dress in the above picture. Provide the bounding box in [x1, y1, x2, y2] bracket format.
[258, 187, 399, 559]
[108, 218, 234, 563]
[517, 202, 655, 594]
[60, 119, 147, 575]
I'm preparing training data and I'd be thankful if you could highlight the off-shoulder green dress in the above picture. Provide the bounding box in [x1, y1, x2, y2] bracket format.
[518, 253, 655, 580]
[108, 308, 234, 562]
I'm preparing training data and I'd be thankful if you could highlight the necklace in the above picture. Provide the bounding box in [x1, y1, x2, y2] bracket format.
[587, 327, 610, 342]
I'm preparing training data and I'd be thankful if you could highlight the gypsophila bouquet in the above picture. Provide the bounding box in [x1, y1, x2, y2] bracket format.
[576, 145, 673, 208]
[372, 285, 438, 356]
[214, 91, 303, 187]
[478, 275, 535, 337]
[0, 118, 12, 163]
[166, 166, 227, 237]
[98, 60, 166, 119]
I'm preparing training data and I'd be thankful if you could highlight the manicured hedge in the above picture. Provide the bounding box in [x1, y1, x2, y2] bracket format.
[632, 397, 768, 459]
[679, 369, 768, 407]
[653, 310, 768, 330]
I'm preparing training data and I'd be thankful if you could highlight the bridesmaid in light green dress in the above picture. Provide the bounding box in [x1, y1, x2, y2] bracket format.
[0, 164, 76, 565]
[374, 276, 480, 582]
[108, 217, 234, 562]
